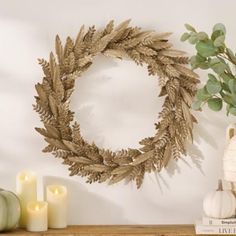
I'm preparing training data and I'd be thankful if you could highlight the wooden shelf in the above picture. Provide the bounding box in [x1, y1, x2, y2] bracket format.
[1, 225, 200, 236]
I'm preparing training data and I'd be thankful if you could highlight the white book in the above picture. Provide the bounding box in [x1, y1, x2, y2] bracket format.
[195, 220, 236, 235]
[202, 216, 236, 226]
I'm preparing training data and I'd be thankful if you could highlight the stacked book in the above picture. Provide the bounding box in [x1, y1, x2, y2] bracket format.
[195, 216, 236, 234]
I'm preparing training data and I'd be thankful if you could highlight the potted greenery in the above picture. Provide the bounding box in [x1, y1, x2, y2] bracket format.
[181, 23, 236, 115]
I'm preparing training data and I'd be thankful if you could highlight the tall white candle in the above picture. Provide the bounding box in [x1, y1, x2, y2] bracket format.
[16, 171, 37, 227]
[26, 201, 48, 232]
[46, 185, 67, 228]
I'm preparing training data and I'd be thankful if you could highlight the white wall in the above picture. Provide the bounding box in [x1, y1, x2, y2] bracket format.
[0, 0, 236, 224]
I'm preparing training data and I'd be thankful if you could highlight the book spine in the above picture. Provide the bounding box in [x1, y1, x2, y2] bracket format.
[196, 226, 236, 235]
[202, 217, 236, 226]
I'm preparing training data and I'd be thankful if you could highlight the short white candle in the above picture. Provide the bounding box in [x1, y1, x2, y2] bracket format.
[26, 201, 48, 232]
[46, 185, 67, 228]
[16, 171, 37, 227]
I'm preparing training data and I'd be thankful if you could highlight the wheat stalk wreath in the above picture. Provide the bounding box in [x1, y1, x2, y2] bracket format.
[34, 20, 199, 188]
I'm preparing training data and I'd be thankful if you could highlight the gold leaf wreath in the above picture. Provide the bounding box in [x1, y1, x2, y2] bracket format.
[34, 20, 199, 188]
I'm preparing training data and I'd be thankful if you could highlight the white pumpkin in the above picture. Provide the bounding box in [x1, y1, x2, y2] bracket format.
[203, 180, 236, 219]
[0, 188, 21, 231]
[223, 123, 236, 182]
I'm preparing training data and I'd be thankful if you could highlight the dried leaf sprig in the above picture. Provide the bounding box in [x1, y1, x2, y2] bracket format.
[34, 20, 199, 188]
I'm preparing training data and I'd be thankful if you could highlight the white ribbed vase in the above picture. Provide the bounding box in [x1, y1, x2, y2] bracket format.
[223, 123, 236, 182]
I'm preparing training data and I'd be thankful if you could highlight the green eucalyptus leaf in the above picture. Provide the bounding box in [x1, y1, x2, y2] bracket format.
[190, 54, 206, 68]
[211, 30, 224, 41]
[210, 58, 221, 65]
[197, 32, 208, 40]
[185, 23, 196, 32]
[208, 98, 223, 111]
[188, 34, 198, 44]
[212, 63, 227, 75]
[196, 86, 211, 101]
[190, 56, 198, 69]
[229, 107, 236, 116]
[210, 58, 230, 71]
[196, 53, 207, 62]
[206, 74, 221, 94]
[196, 40, 218, 57]
[198, 62, 210, 69]
[222, 82, 230, 93]
[228, 79, 236, 93]
[214, 35, 225, 47]
[180, 32, 190, 41]
[208, 73, 217, 80]
[222, 93, 234, 105]
[213, 23, 226, 34]
[221, 73, 235, 83]
[210, 59, 228, 75]
[191, 100, 202, 110]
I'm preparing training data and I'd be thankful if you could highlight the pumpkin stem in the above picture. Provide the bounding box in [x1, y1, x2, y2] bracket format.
[217, 179, 223, 191]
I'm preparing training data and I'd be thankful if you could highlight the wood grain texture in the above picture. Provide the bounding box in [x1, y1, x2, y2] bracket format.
[1, 225, 198, 236]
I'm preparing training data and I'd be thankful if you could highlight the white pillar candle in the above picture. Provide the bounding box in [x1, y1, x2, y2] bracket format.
[46, 185, 67, 228]
[16, 171, 37, 227]
[26, 201, 48, 232]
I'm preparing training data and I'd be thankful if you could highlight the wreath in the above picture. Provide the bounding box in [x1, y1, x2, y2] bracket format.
[34, 20, 199, 188]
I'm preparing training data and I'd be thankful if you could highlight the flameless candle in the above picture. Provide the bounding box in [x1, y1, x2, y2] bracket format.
[46, 185, 67, 228]
[26, 201, 48, 232]
[16, 171, 37, 227]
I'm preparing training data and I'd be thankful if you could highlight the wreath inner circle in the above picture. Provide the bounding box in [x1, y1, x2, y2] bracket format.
[34, 20, 199, 188]
[71, 56, 161, 151]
